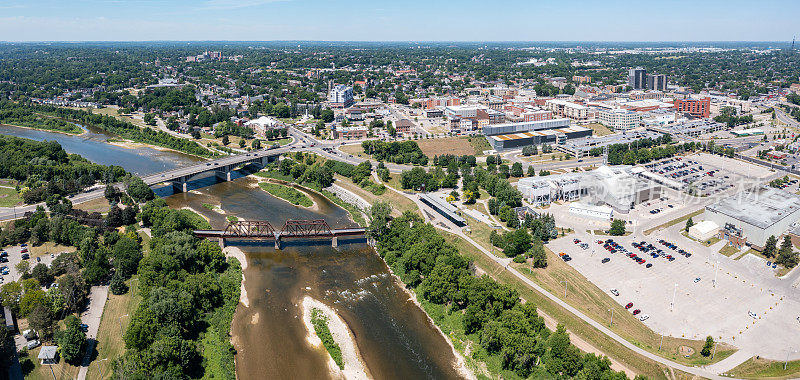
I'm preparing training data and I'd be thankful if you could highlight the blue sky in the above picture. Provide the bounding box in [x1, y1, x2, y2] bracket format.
[0, 0, 797, 42]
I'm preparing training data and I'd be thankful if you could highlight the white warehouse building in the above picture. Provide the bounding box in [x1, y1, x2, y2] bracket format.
[704, 187, 800, 249]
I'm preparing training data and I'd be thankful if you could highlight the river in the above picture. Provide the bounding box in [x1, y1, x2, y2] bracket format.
[0, 123, 202, 175]
[0, 125, 466, 379]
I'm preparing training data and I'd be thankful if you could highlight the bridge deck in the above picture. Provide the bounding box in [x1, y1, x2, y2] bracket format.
[194, 228, 365, 239]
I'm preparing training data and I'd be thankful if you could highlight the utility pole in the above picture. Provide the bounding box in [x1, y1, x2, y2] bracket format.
[608, 308, 614, 327]
[659, 334, 664, 351]
[561, 281, 568, 298]
[714, 260, 719, 288]
[671, 283, 678, 312]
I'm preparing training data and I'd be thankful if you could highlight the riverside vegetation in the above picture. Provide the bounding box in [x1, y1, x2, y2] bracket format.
[311, 308, 344, 370]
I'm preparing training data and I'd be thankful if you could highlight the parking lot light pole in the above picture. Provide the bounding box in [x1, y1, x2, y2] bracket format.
[561, 281, 568, 298]
[785, 347, 793, 370]
[714, 260, 719, 288]
[671, 283, 678, 312]
[608, 308, 613, 327]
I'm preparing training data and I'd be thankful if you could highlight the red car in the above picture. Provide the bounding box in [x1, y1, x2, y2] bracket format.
[625, 302, 633, 309]
[633, 309, 641, 315]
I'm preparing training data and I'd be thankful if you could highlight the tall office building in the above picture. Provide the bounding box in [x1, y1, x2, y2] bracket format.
[628, 67, 647, 89]
[646, 74, 667, 91]
[328, 84, 354, 108]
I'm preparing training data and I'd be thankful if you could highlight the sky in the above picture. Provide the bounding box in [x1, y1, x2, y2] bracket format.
[0, 0, 797, 42]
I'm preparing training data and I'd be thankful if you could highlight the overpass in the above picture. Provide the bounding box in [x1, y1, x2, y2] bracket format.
[194, 219, 366, 249]
[141, 146, 291, 192]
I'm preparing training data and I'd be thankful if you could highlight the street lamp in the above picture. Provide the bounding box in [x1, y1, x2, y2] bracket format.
[119, 314, 129, 335]
[671, 283, 678, 312]
[608, 308, 614, 327]
[713, 260, 719, 288]
[98, 358, 109, 379]
[785, 347, 794, 370]
[560, 281, 568, 298]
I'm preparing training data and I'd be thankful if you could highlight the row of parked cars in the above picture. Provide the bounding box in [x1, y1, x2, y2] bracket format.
[599, 239, 654, 268]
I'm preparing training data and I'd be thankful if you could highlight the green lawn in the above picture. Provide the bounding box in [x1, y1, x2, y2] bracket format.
[719, 244, 741, 257]
[0, 186, 22, 207]
[86, 278, 143, 380]
[259, 182, 313, 207]
[644, 209, 704, 235]
[728, 356, 800, 379]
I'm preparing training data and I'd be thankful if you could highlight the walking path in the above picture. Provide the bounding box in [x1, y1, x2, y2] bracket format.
[76, 286, 109, 380]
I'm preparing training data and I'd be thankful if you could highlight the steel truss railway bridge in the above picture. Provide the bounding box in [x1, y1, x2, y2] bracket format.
[194, 219, 366, 249]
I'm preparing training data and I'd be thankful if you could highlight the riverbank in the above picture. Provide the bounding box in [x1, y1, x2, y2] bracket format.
[301, 296, 370, 380]
[224, 246, 250, 307]
[251, 176, 319, 211]
[0, 121, 85, 136]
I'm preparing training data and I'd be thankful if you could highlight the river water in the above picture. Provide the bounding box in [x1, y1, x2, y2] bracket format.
[1, 125, 465, 379]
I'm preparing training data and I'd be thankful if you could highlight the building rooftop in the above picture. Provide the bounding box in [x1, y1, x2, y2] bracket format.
[38, 346, 58, 360]
[706, 187, 800, 230]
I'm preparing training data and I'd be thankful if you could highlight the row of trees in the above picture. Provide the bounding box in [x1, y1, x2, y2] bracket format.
[370, 208, 627, 378]
[762, 235, 799, 268]
[0, 100, 83, 134]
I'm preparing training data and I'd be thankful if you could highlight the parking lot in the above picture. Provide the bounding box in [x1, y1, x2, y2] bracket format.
[549, 228, 800, 359]
[1, 244, 60, 285]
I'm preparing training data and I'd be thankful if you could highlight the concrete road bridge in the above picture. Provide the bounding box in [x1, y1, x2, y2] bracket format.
[141, 146, 291, 192]
[194, 219, 366, 249]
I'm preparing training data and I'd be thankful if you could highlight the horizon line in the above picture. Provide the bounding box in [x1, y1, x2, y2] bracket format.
[0, 39, 795, 44]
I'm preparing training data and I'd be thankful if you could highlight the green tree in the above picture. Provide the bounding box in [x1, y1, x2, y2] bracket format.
[221, 135, 229, 146]
[701, 336, 714, 357]
[776, 235, 799, 268]
[763, 235, 778, 258]
[528, 239, 548, 268]
[368, 201, 392, 238]
[57, 315, 87, 364]
[685, 217, 694, 232]
[511, 162, 524, 177]
[28, 304, 56, 341]
[609, 219, 626, 236]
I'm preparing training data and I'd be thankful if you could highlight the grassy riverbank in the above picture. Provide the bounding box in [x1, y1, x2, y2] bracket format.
[258, 182, 313, 207]
[311, 308, 344, 370]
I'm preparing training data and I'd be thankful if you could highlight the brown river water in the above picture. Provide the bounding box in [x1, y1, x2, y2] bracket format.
[166, 176, 465, 380]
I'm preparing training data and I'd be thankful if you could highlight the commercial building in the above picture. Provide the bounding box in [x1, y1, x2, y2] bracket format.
[444, 105, 479, 119]
[569, 201, 613, 220]
[487, 125, 592, 151]
[557, 130, 664, 158]
[333, 125, 367, 140]
[545, 99, 589, 121]
[599, 108, 642, 130]
[395, 119, 414, 136]
[704, 187, 800, 249]
[652, 119, 726, 138]
[674, 97, 711, 118]
[628, 67, 647, 89]
[689, 220, 720, 242]
[517, 165, 661, 213]
[328, 85, 354, 108]
[483, 118, 572, 136]
[522, 110, 553, 122]
[646, 74, 667, 91]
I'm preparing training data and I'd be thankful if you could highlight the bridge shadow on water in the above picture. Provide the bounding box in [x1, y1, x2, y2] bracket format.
[225, 236, 368, 250]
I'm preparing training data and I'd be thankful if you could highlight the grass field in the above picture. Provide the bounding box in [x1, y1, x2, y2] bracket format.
[584, 123, 614, 137]
[416, 136, 476, 157]
[333, 174, 419, 217]
[259, 182, 313, 207]
[465, 135, 492, 155]
[86, 277, 143, 380]
[644, 209, 704, 236]
[728, 356, 800, 379]
[0, 186, 22, 207]
[339, 143, 368, 158]
[719, 244, 742, 257]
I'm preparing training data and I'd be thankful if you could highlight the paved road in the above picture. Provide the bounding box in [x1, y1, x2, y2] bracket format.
[76, 286, 109, 380]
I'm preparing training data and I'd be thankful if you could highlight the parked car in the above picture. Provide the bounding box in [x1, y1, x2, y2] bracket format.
[625, 302, 633, 309]
[610, 289, 619, 296]
[79, 323, 89, 332]
[601, 258, 610, 264]
[694, 277, 701, 283]
[748, 311, 758, 319]
[632, 309, 641, 315]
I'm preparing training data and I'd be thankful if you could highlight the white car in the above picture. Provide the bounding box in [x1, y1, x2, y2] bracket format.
[26, 340, 41, 350]
[639, 314, 649, 321]
[748, 311, 758, 319]
[610, 289, 619, 296]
